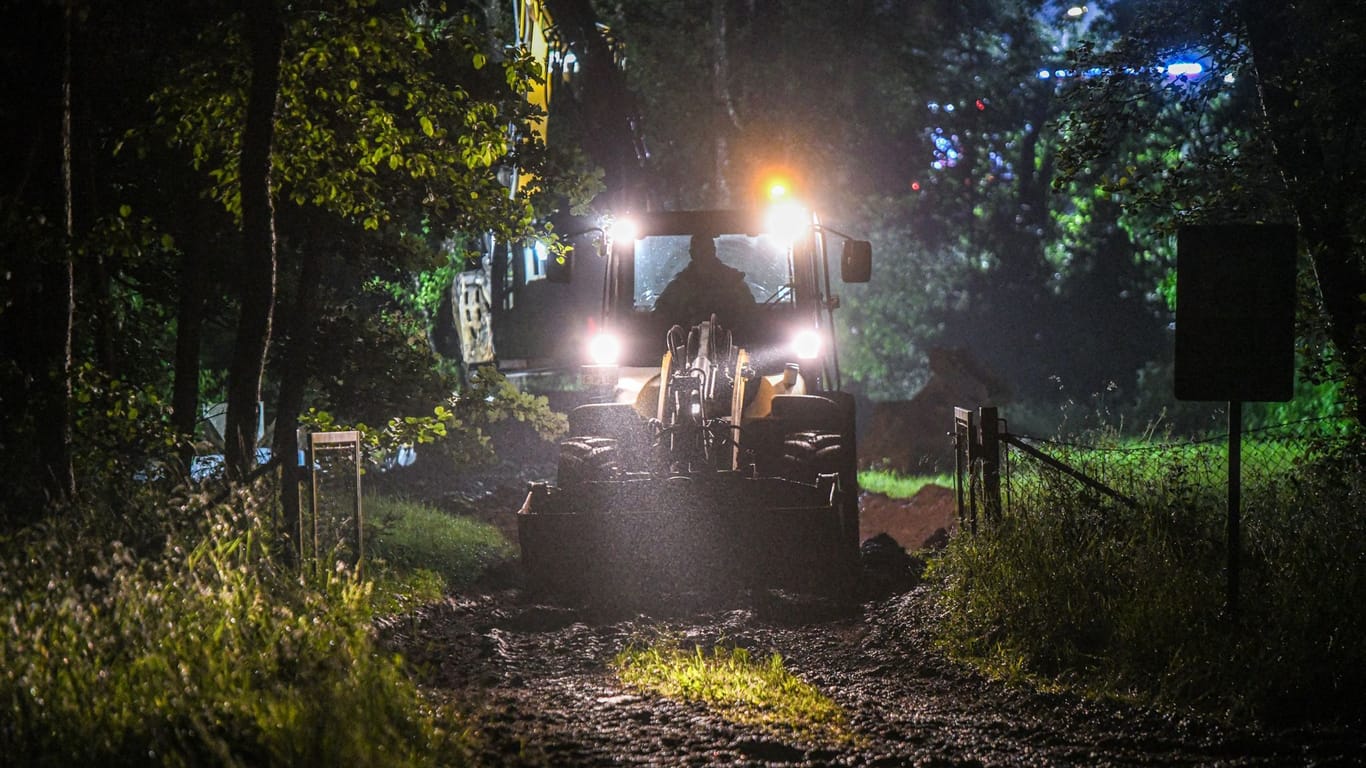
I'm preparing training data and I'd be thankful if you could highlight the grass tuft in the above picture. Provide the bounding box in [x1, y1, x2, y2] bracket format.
[614, 638, 855, 746]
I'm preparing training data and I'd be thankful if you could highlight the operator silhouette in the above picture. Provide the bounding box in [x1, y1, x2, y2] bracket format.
[653, 234, 756, 330]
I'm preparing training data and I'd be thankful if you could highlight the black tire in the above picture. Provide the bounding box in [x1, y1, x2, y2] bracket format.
[557, 436, 620, 487]
[780, 430, 845, 484]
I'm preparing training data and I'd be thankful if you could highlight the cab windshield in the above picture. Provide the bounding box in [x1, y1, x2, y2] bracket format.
[632, 233, 792, 310]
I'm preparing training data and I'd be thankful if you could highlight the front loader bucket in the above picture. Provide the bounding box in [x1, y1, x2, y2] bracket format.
[517, 472, 858, 604]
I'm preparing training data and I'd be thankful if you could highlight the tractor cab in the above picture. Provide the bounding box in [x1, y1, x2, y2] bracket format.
[581, 208, 870, 412]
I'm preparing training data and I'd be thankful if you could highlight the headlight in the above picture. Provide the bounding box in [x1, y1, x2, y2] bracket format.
[606, 216, 637, 246]
[764, 201, 808, 244]
[791, 329, 821, 360]
[588, 332, 622, 365]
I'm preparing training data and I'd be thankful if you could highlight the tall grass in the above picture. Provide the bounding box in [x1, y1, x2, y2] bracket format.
[364, 494, 512, 591]
[0, 488, 472, 766]
[363, 495, 512, 614]
[931, 439, 1366, 725]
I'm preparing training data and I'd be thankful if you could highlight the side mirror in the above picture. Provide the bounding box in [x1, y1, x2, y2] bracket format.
[547, 247, 572, 284]
[840, 240, 872, 283]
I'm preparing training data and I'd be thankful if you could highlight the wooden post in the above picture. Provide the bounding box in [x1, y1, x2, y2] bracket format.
[353, 436, 364, 574]
[954, 407, 977, 534]
[953, 410, 966, 531]
[980, 407, 1001, 524]
[308, 435, 320, 572]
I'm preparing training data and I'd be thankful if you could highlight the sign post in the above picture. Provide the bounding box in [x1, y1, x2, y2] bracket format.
[1175, 224, 1296, 618]
[1226, 400, 1242, 613]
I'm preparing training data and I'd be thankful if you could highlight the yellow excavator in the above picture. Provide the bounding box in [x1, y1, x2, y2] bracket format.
[518, 205, 872, 603]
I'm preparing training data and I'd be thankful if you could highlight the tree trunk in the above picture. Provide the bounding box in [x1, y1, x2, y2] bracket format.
[39, 0, 77, 503]
[225, 0, 283, 481]
[271, 245, 323, 566]
[171, 239, 207, 478]
[1240, 0, 1366, 425]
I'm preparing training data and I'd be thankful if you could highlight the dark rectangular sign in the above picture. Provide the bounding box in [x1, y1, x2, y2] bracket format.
[1174, 224, 1297, 402]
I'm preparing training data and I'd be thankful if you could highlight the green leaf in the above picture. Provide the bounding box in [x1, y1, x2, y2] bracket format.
[472, 52, 487, 70]
[118, 204, 132, 218]
[420, 116, 434, 137]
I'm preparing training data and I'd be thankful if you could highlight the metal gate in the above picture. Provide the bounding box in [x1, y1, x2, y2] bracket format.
[304, 430, 364, 575]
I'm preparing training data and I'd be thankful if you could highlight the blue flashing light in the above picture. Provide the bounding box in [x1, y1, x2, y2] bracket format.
[1166, 61, 1204, 78]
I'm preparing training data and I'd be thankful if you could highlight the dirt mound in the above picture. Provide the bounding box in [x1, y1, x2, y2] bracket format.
[859, 484, 957, 552]
[861, 346, 1008, 474]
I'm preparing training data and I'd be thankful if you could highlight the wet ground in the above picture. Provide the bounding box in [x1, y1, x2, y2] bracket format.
[378, 586, 1365, 767]
[371, 458, 1364, 768]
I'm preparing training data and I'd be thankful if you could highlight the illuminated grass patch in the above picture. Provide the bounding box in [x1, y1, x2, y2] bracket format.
[859, 469, 953, 499]
[613, 640, 854, 745]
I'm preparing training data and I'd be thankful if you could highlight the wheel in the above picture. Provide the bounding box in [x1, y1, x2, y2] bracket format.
[780, 430, 845, 484]
[556, 436, 620, 487]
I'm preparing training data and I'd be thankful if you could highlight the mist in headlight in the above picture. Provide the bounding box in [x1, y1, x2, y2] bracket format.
[792, 329, 821, 360]
[588, 332, 622, 365]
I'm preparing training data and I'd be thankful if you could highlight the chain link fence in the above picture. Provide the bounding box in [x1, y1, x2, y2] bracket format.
[956, 408, 1357, 525]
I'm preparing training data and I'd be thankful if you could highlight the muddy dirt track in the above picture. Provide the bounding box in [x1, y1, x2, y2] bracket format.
[377, 586, 1361, 767]
[370, 463, 1363, 768]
